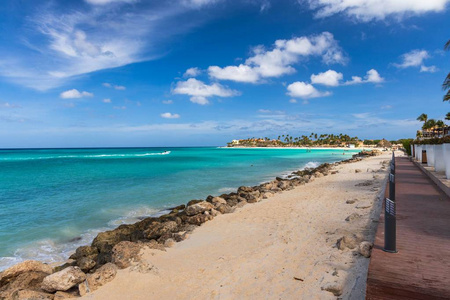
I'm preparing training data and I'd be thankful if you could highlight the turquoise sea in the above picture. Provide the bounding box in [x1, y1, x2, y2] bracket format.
[0, 147, 360, 271]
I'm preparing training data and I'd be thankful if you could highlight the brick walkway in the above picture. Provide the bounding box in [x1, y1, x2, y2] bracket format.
[366, 157, 450, 299]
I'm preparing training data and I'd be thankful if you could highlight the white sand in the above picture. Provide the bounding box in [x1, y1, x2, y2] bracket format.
[83, 152, 393, 300]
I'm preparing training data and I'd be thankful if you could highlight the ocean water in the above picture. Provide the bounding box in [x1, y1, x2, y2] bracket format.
[0, 147, 360, 270]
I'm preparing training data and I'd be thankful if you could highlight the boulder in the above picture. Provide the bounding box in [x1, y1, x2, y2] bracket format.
[77, 257, 96, 273]
[237, 186, 253, 193]
[262, 192, 274, 199]
[111, 241, 142, 269]
[91, 226, 134, 254]
[143, 221, 178, 240]
[346, 199, 357, 204]
[210, 197, 227, 207]
[69, 246, 98, 260]
[0, 271, 49, 300]
[54, 291, 78, 299]
[355, 169, 362, 173]
[277, 181, 290, 190]
[184, 214, 213, 225]
[359, 241, 374, 258]
[216, 204, 233, 214]
[11, 289, 54, 300]
[171, 231, 188, 242]
[164, 238, 176, 248]
[336, 233, 362, 250]
[0, 260, 52, 286]
[185, 201, 214, 216]
[41, 267, 86, 293]
[78, 263, 117, 296]
[186, 199, 203, 207]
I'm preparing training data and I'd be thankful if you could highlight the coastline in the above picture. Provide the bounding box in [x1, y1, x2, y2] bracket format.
[220, 146, 375, 150]
[0, 150, 388, 299]
[83, 150, 392, 299]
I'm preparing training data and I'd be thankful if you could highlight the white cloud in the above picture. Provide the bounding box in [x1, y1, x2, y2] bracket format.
[287, 81, 331, 99]
[0, 2, 217, 90]
[208, 65, 260, 83]
[113, 106, 126, 110]
[420, 65, 438, 73]
[289, 98, 298, 103]
[103, 82, 126, 90]
[395, 50, 429, 68]
[305, 0, 450, 21]
[85, 0, 136, 5]
[173, 78, 240, 105]
[310, 70, 343, 86]
[60, 89, 93, 99]
[1, 102, 21, 108]
[161, 112, 181, 119]
[162, 100, 173, 104]
[184, 67, 202, 77]
[258, 109, 272, 113]
[182, 0, 220, 8]
[381, 105, 392, 109]
[103, 98, 112, 103]
[394, 50, 438, 73]
[365, 69, 384, 83]
[208, 32, 345, 83]
[344, 69, 384, 85]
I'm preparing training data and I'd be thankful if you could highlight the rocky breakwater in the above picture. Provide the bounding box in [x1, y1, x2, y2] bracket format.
[0, 155, 370, 299]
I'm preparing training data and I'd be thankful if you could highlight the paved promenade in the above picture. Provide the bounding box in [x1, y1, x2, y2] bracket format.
[366, 156, 450, 299]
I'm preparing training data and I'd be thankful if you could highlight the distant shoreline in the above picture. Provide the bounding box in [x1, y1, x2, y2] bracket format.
[221, 146, 375, 150]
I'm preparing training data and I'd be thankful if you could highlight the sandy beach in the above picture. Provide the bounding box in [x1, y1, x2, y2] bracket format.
[80, 151, 393, 300]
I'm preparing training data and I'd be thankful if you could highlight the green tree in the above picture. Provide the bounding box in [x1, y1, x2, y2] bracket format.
[436, 120, 445, 128]
[446, 112, 450, 120]
[444, 39, 450, 102]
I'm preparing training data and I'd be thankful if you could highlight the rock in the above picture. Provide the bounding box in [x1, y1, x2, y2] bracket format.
[210, 197, 227, 207]
[359, 241, 374, 258]
[345, 213, 361, 222]
[237, 186, 253, 193]
[277, 181, 290, 190]
[54, 291, 78, 299]
[164, 238, 176, 248]
[355, 169, 362, 173]
[77, 257, 96, 272]
[143, 240, 166, 251]
[0, 260, 53, 286]
[111, 241, 142, 269]
[336, 233, 362, 250]
[11, 289, 54, 300]
[346, 199, 357, 204]
[185, 214, 213, 225]
[216, 204, 233, 214]
[91, 226, 134, 255]
[262, 192, 274, 199]
[314, 172, 324, 178]
[171, 231, 188, 242]
[41, 267, 86, 293]
[143, 221, 178, 240]
[78, 263, 117, 296]
[169, 204, 185, 212]
[186, 199, 203, 207]
[69, 246, 98, 260]
[331, 171, 338, 175]
[209, 208, 220, 217]
[185, 201, 214, 216]
[0, 271, 49, 300]
[321, 282, 343, 296]
[53, 261, 77, 273]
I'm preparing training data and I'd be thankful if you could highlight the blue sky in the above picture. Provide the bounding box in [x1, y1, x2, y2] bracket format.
[0, 0, 449, 147]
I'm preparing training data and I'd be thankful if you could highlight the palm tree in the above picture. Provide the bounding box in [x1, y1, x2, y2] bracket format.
[436, 120, 445, 128]
[444, 39, 450, 102]
[446, 112, 450, 120]
[417, 113, 428, 128]
[423, 119, 437, 130]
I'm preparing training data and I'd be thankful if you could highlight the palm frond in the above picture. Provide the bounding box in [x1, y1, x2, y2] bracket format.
[445, 40, 450, 51]
[444, 90, 450, 102]
[443, 72, 450, 90]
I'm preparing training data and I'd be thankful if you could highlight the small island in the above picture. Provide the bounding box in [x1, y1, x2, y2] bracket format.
[227, 133, 396, 148]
